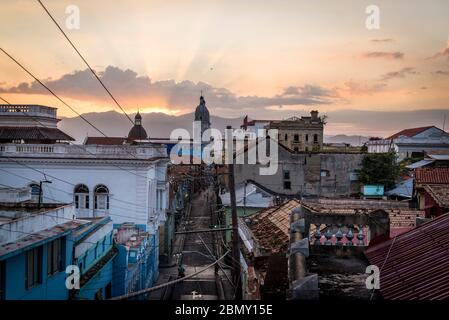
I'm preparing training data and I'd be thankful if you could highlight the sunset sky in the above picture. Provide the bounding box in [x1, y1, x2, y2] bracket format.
[1, 0, 448, 136]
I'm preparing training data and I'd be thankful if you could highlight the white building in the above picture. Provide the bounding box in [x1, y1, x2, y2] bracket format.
[367, 126, 449, 161]
[0, 105, 169, 234]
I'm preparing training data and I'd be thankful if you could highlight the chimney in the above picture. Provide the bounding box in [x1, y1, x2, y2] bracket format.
[310, 110, 319, 121]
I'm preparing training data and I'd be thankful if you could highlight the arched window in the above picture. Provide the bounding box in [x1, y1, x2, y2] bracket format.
[74, 184, 89, 209]
[94, 185, 109, 210]
[29, 183, 41, 202]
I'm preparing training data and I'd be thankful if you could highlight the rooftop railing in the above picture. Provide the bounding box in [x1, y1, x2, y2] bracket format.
[0, 143, 167, 159]
[0, 105, 57, 118]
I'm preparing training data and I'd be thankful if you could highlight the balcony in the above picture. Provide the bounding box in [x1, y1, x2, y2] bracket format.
[0, 143, 167, 159]
[0, 105, 57, 119]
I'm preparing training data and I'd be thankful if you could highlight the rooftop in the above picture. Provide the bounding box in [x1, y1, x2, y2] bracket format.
[0, 142, 167, 160]
[220, 182, 273, 209]
[0, 104, 57, 119]
[415, 167, 449, 184]
[302, 198, 424, 235]
[0, 219, 87, 259]
[0, 126, 74, 142]
[387, 126, 436, 139]
[84, 136, 127, 145]
[307, 252, 376, 300]
[246, 199, 300, 254]
[365, 213, 449, 300]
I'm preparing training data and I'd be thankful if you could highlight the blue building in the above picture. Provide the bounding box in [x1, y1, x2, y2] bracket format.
[112, 223, 159, 299]
[71, 216, 116, 300]
[0, 188, 88, 300]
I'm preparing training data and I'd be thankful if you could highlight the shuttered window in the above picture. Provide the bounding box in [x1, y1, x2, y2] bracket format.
[47, 238, 63, 276]
[26, 247, 42, 289]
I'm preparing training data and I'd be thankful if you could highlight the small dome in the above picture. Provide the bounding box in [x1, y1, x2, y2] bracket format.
[127, 125, 148, 140]
[127, 111, 148, 140]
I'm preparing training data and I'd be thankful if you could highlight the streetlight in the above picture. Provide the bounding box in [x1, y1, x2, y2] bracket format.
[38, 179, 52, 209]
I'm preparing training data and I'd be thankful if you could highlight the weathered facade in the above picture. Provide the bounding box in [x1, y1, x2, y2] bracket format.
[367, 126, 449, 162]
[234, 141, 364, 198]
[267, 111, 324, 152]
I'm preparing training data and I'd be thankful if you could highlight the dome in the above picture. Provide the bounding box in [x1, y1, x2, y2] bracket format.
[127, 111, 148, 140]
[127, 125, 148, 140]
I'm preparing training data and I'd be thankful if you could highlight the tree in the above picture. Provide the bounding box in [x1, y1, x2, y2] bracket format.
[357, 152, 400, 189]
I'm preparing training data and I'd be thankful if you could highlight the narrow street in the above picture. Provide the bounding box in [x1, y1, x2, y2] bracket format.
[149, 188, 232, 300]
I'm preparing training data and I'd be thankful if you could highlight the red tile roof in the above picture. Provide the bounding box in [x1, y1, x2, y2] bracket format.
[0, 126, 74, 141]
[365, 213, 449, 300]
[387, 126, 435, 139]
[415, 167, 449, 184]
[248, 199, 300, 254]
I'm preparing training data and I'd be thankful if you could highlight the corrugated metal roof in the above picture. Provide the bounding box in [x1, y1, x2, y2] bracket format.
[385, 178, 414, 198]
[406, 160, 434, 169]
[427, 154, 449, 161]
[220, 183, 272, 208]
[365, 213, 449, 300]
[0, 126, 74, 141]
[387, 126, 435, 139]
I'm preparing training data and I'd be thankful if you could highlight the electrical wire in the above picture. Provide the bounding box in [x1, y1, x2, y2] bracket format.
[110, 249, 231, 300]
[37, 0, 134, 125]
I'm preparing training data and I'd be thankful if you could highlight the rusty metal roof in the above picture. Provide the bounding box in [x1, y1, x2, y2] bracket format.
[365, 213, 449, 300]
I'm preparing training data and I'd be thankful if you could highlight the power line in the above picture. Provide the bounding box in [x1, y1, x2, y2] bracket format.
[0, 96, 170, 210]
[0, 179, 226, 248]
[0, 48, 171, 179]
[0, 96, 11, 104]
[0, 48, 197, 181]
[110, 249, 231, 300]
[0, 47, 110, 138]
[37, 0, 134, 125]
[0, 96, 160, 181]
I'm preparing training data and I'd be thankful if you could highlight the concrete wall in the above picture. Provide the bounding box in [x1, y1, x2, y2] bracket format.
[0, 205, 74, 244]
[2, 234, 74, 300]
[234, 148, 364, 197]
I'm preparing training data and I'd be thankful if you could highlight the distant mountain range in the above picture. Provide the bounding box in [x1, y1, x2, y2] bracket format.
[59, 111, 370, 145]
[59, 111, 244, 143]
[324, 135, 369, 146]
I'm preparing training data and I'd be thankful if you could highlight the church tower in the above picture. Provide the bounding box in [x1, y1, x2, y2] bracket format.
[127, 111, 148, 141]
[194, 95, 211, 137]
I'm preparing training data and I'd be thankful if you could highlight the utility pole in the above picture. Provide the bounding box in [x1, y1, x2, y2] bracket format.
[226, 125, 242, 300]
[38, 179, 52, 209]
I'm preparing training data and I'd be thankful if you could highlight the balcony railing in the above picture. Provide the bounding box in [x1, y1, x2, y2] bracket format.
[0, 105, 57, 118]
[0, 143, 167, 159]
